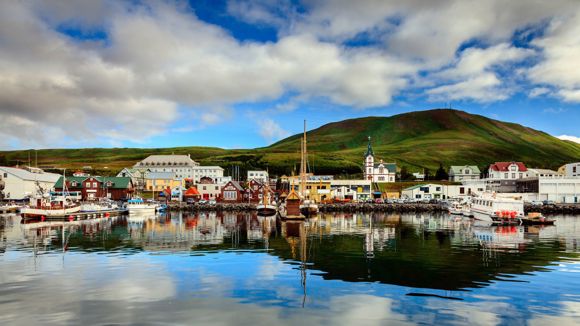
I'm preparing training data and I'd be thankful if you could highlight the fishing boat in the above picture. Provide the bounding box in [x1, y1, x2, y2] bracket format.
[124, 197, 157, 214]
[297, 120, 318, 217]
[471, 192, 524, 222]
[21, 172, 81, 220]
[20, 196, 81, 220]
[257, 183, 277, 216]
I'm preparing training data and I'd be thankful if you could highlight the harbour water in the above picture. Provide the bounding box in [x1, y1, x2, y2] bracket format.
[1, 212, 579, 325]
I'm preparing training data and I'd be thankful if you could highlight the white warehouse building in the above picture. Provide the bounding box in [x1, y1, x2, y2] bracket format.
[0, 166, 61, 200]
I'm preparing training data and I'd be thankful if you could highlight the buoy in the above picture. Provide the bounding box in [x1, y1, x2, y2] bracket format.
[69, 215, 74, 222]
[41, 216, 45, 222]
[105, 212, 110, 218]
[510, 211, 517, 218]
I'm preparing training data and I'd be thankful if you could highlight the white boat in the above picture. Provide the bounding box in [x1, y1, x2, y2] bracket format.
[448, 201, 463, 215]
[124, 198, 157, 214]
[21, 171, 81, 220]
[21, 196, 81, 220]
[300, 199, 319, 217]
[81, 199, 120, 212]
[471, 192, 524, 222]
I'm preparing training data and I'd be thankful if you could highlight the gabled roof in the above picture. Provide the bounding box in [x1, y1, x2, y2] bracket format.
[489, 162, 527, 172]
[224, 181, 244, 191]
[449, 165, 481, 174]
[0, 166, 60, 183]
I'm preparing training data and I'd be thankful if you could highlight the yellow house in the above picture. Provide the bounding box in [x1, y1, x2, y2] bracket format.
[145, 172, 181, 192]
[287, 178, 332, 203]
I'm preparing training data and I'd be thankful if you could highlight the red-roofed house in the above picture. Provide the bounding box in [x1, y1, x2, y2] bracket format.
[488, 162, 528, 180]
[221, 181, 244, 203]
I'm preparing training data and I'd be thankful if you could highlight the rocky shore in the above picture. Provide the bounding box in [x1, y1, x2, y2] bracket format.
[165, 202, 580, 215]
[524, 204, 580, 215]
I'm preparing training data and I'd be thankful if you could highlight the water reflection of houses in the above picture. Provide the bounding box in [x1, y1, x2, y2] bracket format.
[127, 212, 277, 251]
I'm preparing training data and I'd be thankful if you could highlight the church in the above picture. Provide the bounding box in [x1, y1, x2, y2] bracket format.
[364, 137, 397, 182]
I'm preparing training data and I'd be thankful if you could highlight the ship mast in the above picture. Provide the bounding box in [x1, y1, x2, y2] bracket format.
[300, 120, 307, 199]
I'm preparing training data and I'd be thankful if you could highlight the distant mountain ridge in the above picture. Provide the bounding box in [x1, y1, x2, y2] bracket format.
[1, 109, 579, 175]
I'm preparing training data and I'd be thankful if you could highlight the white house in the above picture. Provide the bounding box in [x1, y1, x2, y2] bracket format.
[134, 155, 199, 179]
[488, 162, 528, 180]
[363, 137, 396, 182]
[247, 170, 269, 183]
[117, 167, 150, 192]
[448, 165, 480, 182]
[0, 166, 61, 200]
[559, 163, 580, 178]
[330, 179, 372, 201]
[402, 184, 445, 200]
[192, 166, 226, 184]
[402, 183, 485, 200]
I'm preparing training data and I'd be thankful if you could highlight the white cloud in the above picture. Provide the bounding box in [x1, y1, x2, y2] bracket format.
[528, 11, 580, 102]
[426, 44, 533, 102]
[259, 119, 290, 143]
[1, 1, 580, 149]
[530, 87, 551, 98]
[558, 135, 580, 144]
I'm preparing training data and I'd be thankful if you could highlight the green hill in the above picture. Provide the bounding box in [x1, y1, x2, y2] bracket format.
[1, 109, 579, 176]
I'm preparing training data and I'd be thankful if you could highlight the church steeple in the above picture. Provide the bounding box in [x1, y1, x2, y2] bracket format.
[365, 136, 374, 157]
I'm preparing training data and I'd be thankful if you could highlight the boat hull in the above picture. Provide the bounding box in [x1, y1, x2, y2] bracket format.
[257, 204, 277, 216]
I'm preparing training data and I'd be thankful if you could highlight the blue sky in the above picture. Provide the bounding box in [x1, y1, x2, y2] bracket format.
[0, 0, 579, 150]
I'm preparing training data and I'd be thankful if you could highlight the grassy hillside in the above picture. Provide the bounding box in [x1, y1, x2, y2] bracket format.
[1, 109, 579, 176]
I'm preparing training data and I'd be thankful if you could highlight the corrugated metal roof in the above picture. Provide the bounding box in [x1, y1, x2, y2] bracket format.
[0, 166, 60, 183]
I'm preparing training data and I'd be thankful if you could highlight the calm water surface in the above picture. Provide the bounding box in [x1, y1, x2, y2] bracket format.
[1, 211, 579, 325]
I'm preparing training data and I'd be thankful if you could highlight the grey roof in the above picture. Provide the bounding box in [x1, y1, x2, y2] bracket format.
[449, 165, 480, 175]
[135, 155, 199, 167]
[146, 172, 177, 180]
[0, 166, 60, 183]
[373, 162, 397, 173]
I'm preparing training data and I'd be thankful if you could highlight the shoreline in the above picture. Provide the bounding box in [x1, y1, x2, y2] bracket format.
[164, 202, 580, 215]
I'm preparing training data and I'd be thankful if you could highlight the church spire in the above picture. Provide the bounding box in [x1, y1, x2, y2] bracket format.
[365, 136, 374, 157]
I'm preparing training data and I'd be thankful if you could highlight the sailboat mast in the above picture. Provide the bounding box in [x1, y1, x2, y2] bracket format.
[300, 120, 307, 198]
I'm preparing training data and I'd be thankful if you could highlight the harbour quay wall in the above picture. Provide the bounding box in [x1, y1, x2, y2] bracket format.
[524, 204, 580, 215]
[319, 203, 444, 213]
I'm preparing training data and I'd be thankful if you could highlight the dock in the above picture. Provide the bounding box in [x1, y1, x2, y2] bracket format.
[21, 209, 129, 222]
[0, 206, 20, 214]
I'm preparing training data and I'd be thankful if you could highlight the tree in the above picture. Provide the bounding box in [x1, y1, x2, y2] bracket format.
[399, 166, 412, 181]
[435, 163, 449, 180]
[424, 168, 432, 180]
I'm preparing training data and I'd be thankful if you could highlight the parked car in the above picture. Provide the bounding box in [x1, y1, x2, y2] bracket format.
[530, 200, 543, 206]
[198, 199, 208, 205]
[374, 198, 384, 204]
[208, 199, 217, 205]
[542, 200, 555, 205]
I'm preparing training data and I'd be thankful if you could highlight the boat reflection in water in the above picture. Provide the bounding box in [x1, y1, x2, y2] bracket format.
[1, 211, 580, 325]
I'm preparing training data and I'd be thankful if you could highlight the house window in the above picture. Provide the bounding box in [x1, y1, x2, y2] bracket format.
[460, 187, 465, 194]
[436, 187, 441, 191]
[3, 173, 6, 178]
[511, 173, 516, 179]
[573, 167, 577, 173]
[519, 173, 523, 178]
[504, 173, 508, 179]
[378, 176, 385, 181]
